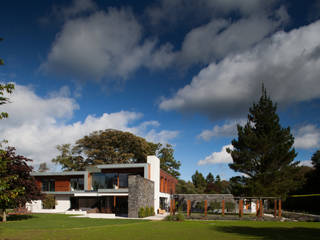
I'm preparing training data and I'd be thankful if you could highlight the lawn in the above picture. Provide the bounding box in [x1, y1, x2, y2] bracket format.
[0, 214, 320, 240]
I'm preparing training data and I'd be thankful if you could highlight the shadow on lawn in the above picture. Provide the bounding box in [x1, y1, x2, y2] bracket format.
[1, 214, 36, 222]
[214, 226, 320, 240]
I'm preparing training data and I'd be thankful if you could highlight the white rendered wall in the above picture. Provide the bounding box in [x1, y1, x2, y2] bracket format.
[147, 156, 160, 214]
[26, 195, 71, 213]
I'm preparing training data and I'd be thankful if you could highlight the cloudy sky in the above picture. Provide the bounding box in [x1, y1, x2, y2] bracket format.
[1, 0, 320, 180]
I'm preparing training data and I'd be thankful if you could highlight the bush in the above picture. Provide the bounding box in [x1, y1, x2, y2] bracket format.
[150, 207, 155, 216]
[42, 195, 56, 209]
[165, 213, 185, 221]
[225, 201, 235, 212]
[209, 201, 221, 213]
[176, 213, 185, 221]
[138, 207, 145, 218]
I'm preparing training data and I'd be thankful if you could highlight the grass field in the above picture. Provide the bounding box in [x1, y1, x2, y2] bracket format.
[0, 214, 320, 240]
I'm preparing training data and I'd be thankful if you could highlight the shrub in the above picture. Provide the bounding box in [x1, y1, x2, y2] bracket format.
[175, 213, 185, 221]
[225, 201, 235, 212]
[165, 215, 173, 221]
[150, 207, 155, 216]
[138, 207, 145, 218]
[209, 201, 221, 213]
[42, 195, 56, 209]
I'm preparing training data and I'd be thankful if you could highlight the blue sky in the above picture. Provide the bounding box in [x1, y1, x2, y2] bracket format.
[1, 0, 320, 181]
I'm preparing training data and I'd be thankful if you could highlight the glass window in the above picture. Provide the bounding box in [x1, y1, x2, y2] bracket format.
[119, 173, 128, 188]
[70, 178, 84, 191]
[42, 179, 55, 192]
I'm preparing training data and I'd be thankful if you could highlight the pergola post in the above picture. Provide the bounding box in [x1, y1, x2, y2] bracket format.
[278, 199, 282, 218]
[222, 199, 225, 216]
[239, 199, 243, 218]
[259, 199, 263, 218]
[274, 199, 277, 218]
[173, 199, 176, 215]
[204, 200, 207, 217]
[187, 200, 191, 217]
[170, 199, 173, 215]
[256, 199, 259, 217]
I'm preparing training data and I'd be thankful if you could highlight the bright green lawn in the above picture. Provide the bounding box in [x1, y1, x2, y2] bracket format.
[1, 214, 320, 240]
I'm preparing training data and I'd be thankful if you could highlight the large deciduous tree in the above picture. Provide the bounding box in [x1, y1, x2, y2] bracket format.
[227, 86, 302, 199]
[191, 170, 206, 193]
[52, 129, 181, 177]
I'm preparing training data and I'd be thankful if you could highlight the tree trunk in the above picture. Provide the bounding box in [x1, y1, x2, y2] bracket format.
[2, 209, 6, 222]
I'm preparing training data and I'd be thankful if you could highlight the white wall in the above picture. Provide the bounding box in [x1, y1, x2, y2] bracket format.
[147, 156, 160, 214]
[26, 195, 71, 213]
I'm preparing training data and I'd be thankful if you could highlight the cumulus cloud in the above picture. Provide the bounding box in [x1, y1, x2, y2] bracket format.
[294, 125, 320, 149]
[198, 144, 233, 165]
[41, 7, 175, 80]
[160, 20, 320, 120]
[299, 160, 313, 168]
[198, 119, 246, 141]
[0, 84, 178, 167]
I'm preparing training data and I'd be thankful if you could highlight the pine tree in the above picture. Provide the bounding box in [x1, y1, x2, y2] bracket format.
[227, 85, 302, 199]
[206, 172, 214, 184]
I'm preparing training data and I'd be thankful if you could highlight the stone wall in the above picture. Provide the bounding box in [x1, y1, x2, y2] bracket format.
[128, 175, 154, 218]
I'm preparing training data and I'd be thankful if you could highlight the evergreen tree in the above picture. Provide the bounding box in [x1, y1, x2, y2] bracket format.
[206, 172, 214, 184]
[157, 144, 181, 178]
[227, 85, 301, 199]
[191, 170, 206, 193]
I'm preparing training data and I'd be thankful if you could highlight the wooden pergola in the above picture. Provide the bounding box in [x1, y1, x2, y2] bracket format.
[170, 196, 282, 219]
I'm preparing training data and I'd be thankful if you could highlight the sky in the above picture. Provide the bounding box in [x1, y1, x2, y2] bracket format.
[1, 0, 320, 181]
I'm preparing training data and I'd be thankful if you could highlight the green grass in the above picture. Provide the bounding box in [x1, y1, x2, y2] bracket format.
[0, 213, 320, 240]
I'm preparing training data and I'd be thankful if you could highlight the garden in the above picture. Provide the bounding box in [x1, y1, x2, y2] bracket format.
[1, 213, 320, 240]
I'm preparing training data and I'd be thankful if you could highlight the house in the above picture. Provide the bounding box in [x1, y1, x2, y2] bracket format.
[27, 156, 177, 218]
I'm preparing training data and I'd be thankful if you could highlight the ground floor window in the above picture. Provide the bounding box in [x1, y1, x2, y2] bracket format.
[160, 197, 168, 211]
[70, 196, 128, 215]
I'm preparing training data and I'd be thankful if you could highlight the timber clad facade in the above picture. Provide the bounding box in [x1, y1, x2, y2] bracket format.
[28, 156, 177, 217]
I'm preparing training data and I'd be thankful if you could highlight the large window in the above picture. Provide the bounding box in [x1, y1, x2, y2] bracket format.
[42, 179, 55, 192]
[70, 178, 84, 191]
[92, 173, 128, 190]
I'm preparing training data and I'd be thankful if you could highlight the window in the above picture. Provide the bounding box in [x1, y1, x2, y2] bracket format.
[92, 173, 128, 190]
[42, 179, 55, 192]
[70, 178, 84, 191]
[119, 173, 128, 188]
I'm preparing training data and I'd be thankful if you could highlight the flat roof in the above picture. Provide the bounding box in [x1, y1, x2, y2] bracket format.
[96, 163, 148, 169]
[31, 171, 87, 176]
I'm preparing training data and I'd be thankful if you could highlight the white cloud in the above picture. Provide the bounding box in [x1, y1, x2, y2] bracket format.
[0, 84, 178, 167]
[198, 144, 233, 165]
[198, 119, 246, 141]
[299, 160, 313, 168]
[54, 0, 97, 20]
[160, 20, 320, 120]
[294, 125, 320, 149]
[41, 7, 175, 80]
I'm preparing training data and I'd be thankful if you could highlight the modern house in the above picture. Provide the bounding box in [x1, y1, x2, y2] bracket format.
[27, 156, 177, 218]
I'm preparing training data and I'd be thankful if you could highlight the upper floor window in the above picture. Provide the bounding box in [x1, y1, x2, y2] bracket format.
[42, 179, 55, 192]
[92, 173, 128, 190]
[70, 178, 84, 191]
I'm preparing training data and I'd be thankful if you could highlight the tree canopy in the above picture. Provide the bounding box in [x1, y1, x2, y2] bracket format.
[227, 86, 302, 199]
[52, 129, 181, 177]
[0, 147, 42, 222]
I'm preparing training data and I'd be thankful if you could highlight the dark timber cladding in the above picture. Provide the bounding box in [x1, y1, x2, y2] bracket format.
[128, 175, 154, 218]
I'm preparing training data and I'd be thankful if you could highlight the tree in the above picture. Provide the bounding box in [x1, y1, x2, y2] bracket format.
[52, 129, 181, 176]
[176, 179, 198, 194]
[0, 147, 42, 222]
[191, 170, 206, 193]
[157, 144, 181, 178]
[227, 85, 301, 199]
[38, 162, 49, 172]
[0, 38, 14, 120]
[206, 172, 214, 184]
